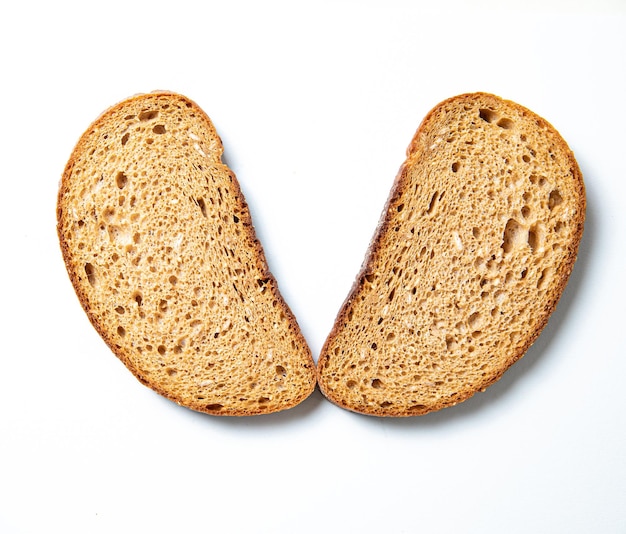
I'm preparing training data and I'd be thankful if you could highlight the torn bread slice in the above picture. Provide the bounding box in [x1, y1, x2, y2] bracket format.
[317, 92, 585, 416]
[57, 92, 316, 415]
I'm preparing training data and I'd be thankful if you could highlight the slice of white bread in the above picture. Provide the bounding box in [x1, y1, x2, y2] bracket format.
[57, 92, 316, 415]
[317, 92, 585, 416]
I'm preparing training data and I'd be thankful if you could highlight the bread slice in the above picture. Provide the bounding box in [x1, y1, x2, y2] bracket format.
[317, 92, 585, 417]
[57, 92, 316, 415]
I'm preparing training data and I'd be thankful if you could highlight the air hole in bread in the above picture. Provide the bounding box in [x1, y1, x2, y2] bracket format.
[165, 367, 177, 377]
[451, 162, 460, 173]
[528, 224, 543, 252]
[445, 335, 457, 351]
[537, 268, 552, 290]
[138, 110, 159, 121]
[84, 263, 97, 287]
[158, 345, 166, 355]
[117, 326, 126, 337]
[502, 218, 527, 255]
[548, 189, 563, 210]
[196, 198, 207, 218]
[371, 379, 383, 389]
[257, 278, 269, 291]
[121, 132, 130, 146]
[428, 192, 445, 216]
[494, 290, 507, 305]
[205, 403, 223, 411]
[497, 117, 514, 129]
[426, 191, 439, 214]
[103, 207, 116, 222]
[530, 174, 548, 187]
[133, 292, 143, 306]
[152, 124, 166, 134]
[479, 108, 498, 123]
[468, 312, 482, 329]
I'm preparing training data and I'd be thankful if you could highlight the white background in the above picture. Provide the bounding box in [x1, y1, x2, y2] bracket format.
[1, 1, 625, 532]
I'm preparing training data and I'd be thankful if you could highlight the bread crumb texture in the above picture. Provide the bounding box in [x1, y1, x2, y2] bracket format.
[317, 93, 585, 417]
[57, 92, 315, 415]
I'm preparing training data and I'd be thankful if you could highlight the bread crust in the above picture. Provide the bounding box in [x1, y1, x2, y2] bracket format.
[317, 92, 585, 416]
[58, 92, 316, 415]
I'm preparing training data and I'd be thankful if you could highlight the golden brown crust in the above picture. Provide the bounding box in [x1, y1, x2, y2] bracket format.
[317, 92, 585, 417]
[58, 92, 316, 416]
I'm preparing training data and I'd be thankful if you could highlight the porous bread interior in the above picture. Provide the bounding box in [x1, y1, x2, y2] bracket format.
[58, 92, 316, 415]
[317, 93, 585, 417]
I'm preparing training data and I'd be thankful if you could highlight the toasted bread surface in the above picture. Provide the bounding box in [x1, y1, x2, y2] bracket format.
[58, 92, 316, 415]
[317, 93, 585, 416]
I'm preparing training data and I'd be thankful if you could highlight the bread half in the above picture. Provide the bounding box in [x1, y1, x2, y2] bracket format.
[58, 92, 316, 415]
[317, 93, 585, 416]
